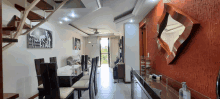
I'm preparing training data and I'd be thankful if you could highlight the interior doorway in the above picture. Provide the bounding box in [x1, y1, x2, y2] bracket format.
[100, 38, 110, 66]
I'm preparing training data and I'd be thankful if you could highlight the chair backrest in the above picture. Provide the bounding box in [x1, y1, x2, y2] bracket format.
[50, 57, 58, 69]
[85, 55, 88, 70]
[40, 63, 60, 99]
[89, 58, 96, 99]
[48, 63, 60, 99]
[34, 58, 44, 86]
[94, 56, 99, 95]
[81, 55, 85, 72]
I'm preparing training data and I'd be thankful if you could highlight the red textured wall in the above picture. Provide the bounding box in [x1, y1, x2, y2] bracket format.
[141, 0, 220, 98]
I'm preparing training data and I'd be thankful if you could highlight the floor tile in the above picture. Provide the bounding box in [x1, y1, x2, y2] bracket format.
[96, 94, 115, 99]
[80, 64, 131, 99]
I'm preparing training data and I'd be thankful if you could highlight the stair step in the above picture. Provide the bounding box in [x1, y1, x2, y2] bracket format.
[2, 31, 12, 35]
[54, 0, 63, 3]
[7, 15, 31, 29]
[14, 4, 45, 22]
[27, 0, 54, 10]
[2, 38, 18, 43]
[3, 27, 17, 31]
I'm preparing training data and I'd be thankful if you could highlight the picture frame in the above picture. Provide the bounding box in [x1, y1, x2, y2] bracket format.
[27, 27, 53, 48]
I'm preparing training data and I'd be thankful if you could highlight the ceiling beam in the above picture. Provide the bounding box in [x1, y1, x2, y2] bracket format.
[69, 23, 89, 35]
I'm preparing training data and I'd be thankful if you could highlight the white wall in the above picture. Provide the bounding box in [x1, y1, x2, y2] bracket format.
[124, 23, 140, 82]
[109, 36, 120, 68]
[2, 0, 85, 98]
[85, 37, 100, 66]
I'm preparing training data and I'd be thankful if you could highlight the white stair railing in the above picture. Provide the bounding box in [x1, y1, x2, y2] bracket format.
[22, 0, 69, 35]
[3, 0, 40, 51]
[3, 0, 69, 51]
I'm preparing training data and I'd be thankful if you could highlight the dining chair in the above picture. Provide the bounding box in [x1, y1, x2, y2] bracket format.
[40, 63, 75, 99]
[94, 56, 99, 95]
[85, 55, 88, 71]
[50, 57, 58, 69]
[71, 58, 96, 99]
[81, 55, 85, 72]
[34, 58, 45, 99]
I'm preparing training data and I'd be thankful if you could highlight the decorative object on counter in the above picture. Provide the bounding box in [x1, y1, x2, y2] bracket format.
[140, 55, 146, 76]
[146, 53, 151, 68]
[179, 82, 191, 99]
[74, 38, 81, 50]
[27, 27, 52, 48]
[149, 74, 162, 80]
[157, 3, 200, 64]
[131, 69, 210, 99]
[216, 68, 220, 99]
[140, 54, 151, 76]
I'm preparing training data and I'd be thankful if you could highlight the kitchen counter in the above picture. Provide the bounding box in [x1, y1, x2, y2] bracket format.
[131, 68, 210, 99]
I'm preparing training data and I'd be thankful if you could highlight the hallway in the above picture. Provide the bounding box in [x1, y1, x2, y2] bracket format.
[80, 64, 131, 99]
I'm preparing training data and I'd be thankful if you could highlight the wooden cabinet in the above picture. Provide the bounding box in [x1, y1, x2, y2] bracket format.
[117, 63, 125, 80]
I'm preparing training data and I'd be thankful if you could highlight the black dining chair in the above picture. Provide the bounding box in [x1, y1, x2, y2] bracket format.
[40, 63, 75, 99]
[94, 56, 99, 96]
[34, 58, 45, 99]
[81, 55, 85, 72]
[84, 55, 88, 71]
[50, 57, 58, 69]
[71, 58, 96, 99]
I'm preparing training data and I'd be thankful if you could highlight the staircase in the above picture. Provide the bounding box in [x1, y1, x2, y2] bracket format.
[2, 0, 69, 51]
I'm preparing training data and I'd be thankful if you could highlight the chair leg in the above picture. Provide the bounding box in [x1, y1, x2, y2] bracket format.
[38, 90, 44, 99]
[78, 90, 81, 99]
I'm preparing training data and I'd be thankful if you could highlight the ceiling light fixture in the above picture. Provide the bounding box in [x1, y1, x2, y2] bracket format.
[64, 17, 69, 21]
[88, 41, 91, 43]
[130, 19, 134, 23]
[59, 21, 63, 24]
[71, 13, 76, 17]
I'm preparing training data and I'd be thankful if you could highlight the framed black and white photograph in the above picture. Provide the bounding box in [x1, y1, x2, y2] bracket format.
[27, 28, 52, 48]
[74, 38, 81, 50]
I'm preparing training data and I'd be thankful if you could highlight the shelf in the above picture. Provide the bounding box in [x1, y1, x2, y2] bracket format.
[3, 38, 18, 43]
[14, 4, 45, 22]
[27, 0, 54, 10]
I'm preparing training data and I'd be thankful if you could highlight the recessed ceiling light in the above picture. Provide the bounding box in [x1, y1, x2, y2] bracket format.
[59, 21, 63, 24]
[64, 17, 70, 21]
[88, 41, 91, 43]
[130, 19, 134, 22]
[71, 13, 76, 17]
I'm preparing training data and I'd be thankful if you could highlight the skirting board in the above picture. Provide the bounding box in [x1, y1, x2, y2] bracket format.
[29, 93, 39, 99]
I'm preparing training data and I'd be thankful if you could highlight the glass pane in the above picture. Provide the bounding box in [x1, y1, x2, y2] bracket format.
[101, 54, 108, 64]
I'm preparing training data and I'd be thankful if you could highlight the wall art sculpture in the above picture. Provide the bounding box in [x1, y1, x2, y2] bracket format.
[157, 3, 200, 64]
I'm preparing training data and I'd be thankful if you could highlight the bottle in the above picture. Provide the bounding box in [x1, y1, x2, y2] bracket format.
[179, 82, 191, 99]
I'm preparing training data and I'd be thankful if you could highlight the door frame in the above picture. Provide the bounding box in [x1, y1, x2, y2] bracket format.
[108, 38, 110, 66]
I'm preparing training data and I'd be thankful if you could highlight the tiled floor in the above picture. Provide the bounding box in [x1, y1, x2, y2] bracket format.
[35, 64, 131, 99]
[80, 64, 131, 99]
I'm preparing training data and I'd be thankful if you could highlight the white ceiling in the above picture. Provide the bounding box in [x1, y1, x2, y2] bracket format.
[6, 0, 160, 36]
